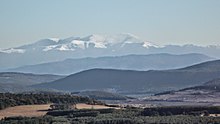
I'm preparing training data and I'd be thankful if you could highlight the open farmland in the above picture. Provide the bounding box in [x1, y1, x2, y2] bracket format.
[0, 104, 51, 119]
[0, 103, 118, 119]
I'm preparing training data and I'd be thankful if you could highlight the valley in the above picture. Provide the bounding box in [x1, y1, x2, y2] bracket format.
[1, 59, 220, 123]
[33, 60, 220, 93]
[1, 1, 220, 123]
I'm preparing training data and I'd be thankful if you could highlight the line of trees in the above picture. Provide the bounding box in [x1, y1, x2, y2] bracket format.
[1, 105, 220, 123]
[0, 93, 102, 110]
[141, 106, 220, 116]
[2, 115, 220, 124]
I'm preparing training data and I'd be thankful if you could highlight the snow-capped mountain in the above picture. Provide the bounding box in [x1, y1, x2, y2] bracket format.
[0, 33, 220, 70]
[0, 33, 158, 53]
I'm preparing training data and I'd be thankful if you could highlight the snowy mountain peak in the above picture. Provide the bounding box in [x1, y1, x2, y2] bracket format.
[143, 41, 160, 48]
[48, 38, 60, 42]
[0, 48, 26, 54]
[1, 34, 159, 53]
[82, 34, 105, 42]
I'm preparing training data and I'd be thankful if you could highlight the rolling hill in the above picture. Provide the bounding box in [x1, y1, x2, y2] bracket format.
[179, 59, 220, 72]
[33, 60, 220, 93]
[180, 78, 220, 91]
[8, 53, 213, 75]
[148, 78, 220, 105]
[76, 91, 128, 100]
[0, 72, 64, 93]
[0, 72, 64, 86]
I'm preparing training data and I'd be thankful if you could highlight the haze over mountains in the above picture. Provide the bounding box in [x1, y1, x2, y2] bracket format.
[0, 34, 220, 70]
[8, 53, 213, 75]
[33, 60, 220, 93]
[1, 33, 220, 97]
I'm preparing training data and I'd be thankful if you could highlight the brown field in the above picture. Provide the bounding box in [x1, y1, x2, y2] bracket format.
[0, 103, 117, 119]
[76, 103, 117, 109]
[0, 104, 51, 120]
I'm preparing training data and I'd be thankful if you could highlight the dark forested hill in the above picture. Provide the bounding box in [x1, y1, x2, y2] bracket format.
[0, 72, 64, 93]
[180, 78, 220, 91]
[33, 60, 220, 93]
[178, 60, 220, 72]
[77, 91, 128, 100]
[0, 72, 64, 86]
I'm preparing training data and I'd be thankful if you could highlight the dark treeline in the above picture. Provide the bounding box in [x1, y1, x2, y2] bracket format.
[0, 93, 102, 110]
[141, 106, 220, 116]
[47, 108, 115, 116]
[1, 93, 220, 124]
[1, 112, 220, 124]
[44, 107, 220, 123]
[0, 116, 53, 124]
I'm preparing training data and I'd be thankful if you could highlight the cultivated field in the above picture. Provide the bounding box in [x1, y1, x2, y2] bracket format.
[0, 103, 117, 119]
[0, 104, 51, 120]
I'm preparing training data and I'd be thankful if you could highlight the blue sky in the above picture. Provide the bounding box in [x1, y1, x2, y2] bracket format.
[0, 0, 220, 48]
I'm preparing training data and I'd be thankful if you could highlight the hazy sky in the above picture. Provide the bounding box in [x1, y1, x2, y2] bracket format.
[0, 0, 220, 49]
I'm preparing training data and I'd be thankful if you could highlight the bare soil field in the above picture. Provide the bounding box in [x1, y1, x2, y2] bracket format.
[0, 104, 51, 120]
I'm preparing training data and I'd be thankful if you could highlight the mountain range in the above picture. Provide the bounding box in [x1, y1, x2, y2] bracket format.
[1, 33, 220, 70]
[8, 53, 213, 75]
[33, 60, 220, 93]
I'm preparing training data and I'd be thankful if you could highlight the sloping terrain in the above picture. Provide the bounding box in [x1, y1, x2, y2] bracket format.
[77, 91, 128, 100]
[179, 60, 220, 72]
[0, 72, 64, 86]
[146, 78, 220, 105]
[34, 60, 220, 93]
[8, 53, 213, 75]
[0, 83, 27, 93]
[177, 78, 220, 92]
[0, 72, 64, 92]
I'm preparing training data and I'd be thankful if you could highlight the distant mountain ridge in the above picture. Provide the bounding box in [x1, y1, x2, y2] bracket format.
[33, 59, 220, 93]
[0, 72, 64, 86]
[8, 53, 214, 75]
[0, 33, 157, 53]
[1, 33, 220, 70]
[0, 72, 64, 93]
[179, 60, 220, 72]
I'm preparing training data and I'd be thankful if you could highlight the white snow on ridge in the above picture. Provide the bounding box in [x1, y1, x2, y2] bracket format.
[71, 40, 85, 49]
[143, 41, 159, 48]
[48, 38, 60, 42]
[93, 42, 107, 48]
[43, 45, 58, 51]
[87, 35, 107, 48]
[88, 34, 106, 43]
[2, 34, 160, 53]
[43, 44, 76, 52]
[0, 48, 26, 53]
[57, 44, 75, 51]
